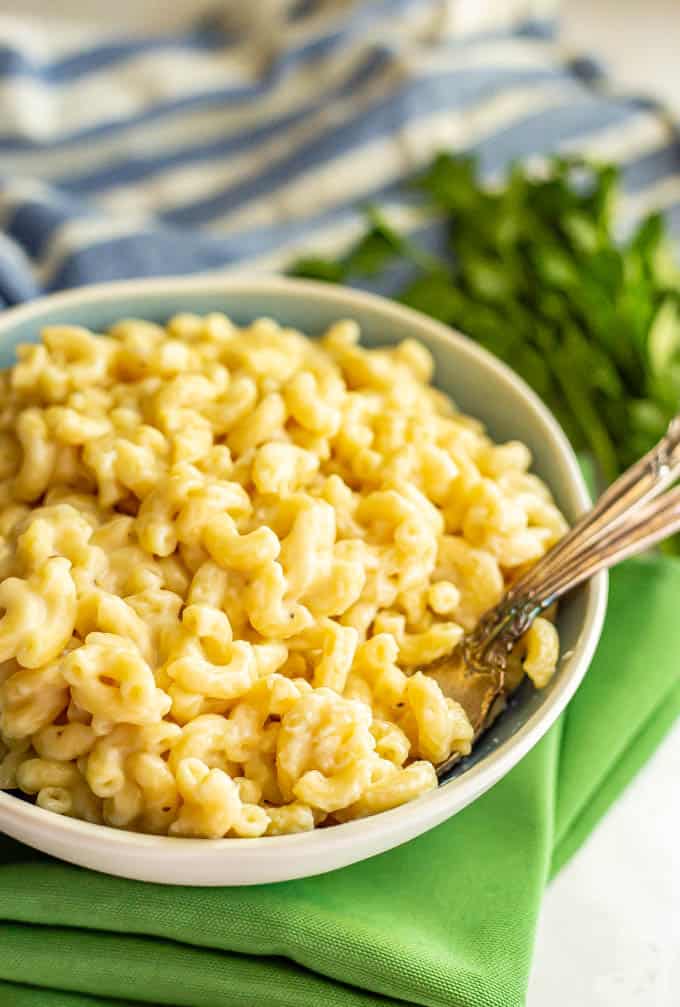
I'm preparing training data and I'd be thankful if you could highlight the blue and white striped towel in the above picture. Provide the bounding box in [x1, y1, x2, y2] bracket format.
[0, 0, 678, 310]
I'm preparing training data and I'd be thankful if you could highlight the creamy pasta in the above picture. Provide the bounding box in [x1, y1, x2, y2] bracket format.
[0, 314, 566, 837]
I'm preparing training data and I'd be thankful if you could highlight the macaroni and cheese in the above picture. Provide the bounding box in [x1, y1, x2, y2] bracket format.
[0, 314, 566, 837]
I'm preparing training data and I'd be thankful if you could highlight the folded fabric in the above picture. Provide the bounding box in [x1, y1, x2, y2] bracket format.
[1, 555, 679, 1007]
[0, 0, 679, 308]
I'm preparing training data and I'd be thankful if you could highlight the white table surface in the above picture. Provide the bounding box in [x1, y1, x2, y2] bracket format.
[0, 1, 679, 1004]
[531, 10, 680, 1005]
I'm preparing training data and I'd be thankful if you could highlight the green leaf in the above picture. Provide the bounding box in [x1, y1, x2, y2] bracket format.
[288, 256, 346, 282]
[562, 211, 600, 255]
[628, 399, 669, 439]
[398, 271, 464, 323]
[342, 208, 408, 276]
[415, 153, 480, 212]
[531, 246, 579, 290]
[648, 297, 680, 376]
[461, 254, 515, 302]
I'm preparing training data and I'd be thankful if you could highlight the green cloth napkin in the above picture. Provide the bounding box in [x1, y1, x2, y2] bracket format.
[1, 555, 679, 1007]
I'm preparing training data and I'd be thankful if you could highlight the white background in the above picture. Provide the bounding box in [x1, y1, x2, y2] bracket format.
[1, 1, 679, 1004]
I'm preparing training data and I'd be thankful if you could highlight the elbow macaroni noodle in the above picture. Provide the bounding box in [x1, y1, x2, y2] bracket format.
[0, 314, 567, 837]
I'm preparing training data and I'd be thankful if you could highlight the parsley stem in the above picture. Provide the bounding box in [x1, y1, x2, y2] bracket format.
[553, 363, 619, 484]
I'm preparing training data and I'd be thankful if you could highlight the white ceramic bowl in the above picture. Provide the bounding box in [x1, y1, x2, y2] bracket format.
[0, 276, 607, 885]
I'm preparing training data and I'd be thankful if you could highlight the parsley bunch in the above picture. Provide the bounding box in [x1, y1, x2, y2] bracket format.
[291, 155, 680, 495]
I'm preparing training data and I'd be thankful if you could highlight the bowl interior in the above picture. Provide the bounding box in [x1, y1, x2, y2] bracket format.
[0, 278, 598, 797]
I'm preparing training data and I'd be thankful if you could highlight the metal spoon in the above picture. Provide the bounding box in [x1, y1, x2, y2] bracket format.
[426, 414, 680, 778]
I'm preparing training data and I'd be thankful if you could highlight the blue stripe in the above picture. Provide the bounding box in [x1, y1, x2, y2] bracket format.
[443, 17, 557, 48]
[0, 0, 421, 103]
[0, 17, 234, 84]
[52, 47, 390, 196]
[0, 68, 316, 152]
[0, 1, 676, 312]
[10, 88, 667, 288]
[226, 96, 655, 250]
[620, 140, 680, 192]
[47, 229, 264, 292]
[564, 55, 606, 85]
[0, 32, 391, 152]
[38, 91, 646, 288]
[5, 196, 93, 260]
[0, 240, 40, 307]
[472, 98, 639, 170]
[19, 83, 648, 281]
[161, 65, 579, 227]
[0, 1, 552, 153]
[515, 18, 558, 40]
[47, 207, 443, 298]
[38, 179, 680, 298]
[665, 200, 680, 236]
[0, 1, 390, 85]
[46, 200, 386, 291]
[43, 29, 567, 196]
[0, 35, 348, 150]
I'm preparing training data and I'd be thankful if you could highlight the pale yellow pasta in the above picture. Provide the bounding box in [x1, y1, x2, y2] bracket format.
[0, 737, 32, 788]
[170, 758, 269, 838]
[0, 660, 69, 739]
[335, 760, 438, 821]
[310, 620, 358, 693]
[398, 623, 465, 667]
[63, 633, 171, 726]
[427, 581, 461, 616]
[0, 313, 566, 837]
[370, 720, 410, 766]
[522, 617, 560, 689]
[167, 639, 257, 700]
[351, 634, 407, 709]
[403, 672, 474, 764]
[33, 721, 96, 762]
[0, 557, 77, 668]
[276, 689, 375, 810]
[266, 800, 315, 836]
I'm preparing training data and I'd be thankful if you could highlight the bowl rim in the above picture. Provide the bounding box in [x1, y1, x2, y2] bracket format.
[0, 274, 608, 860]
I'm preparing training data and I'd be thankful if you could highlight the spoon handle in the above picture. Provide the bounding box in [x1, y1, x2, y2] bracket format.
[463, 414, 680, 672]
[512, 414, 680, 596]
